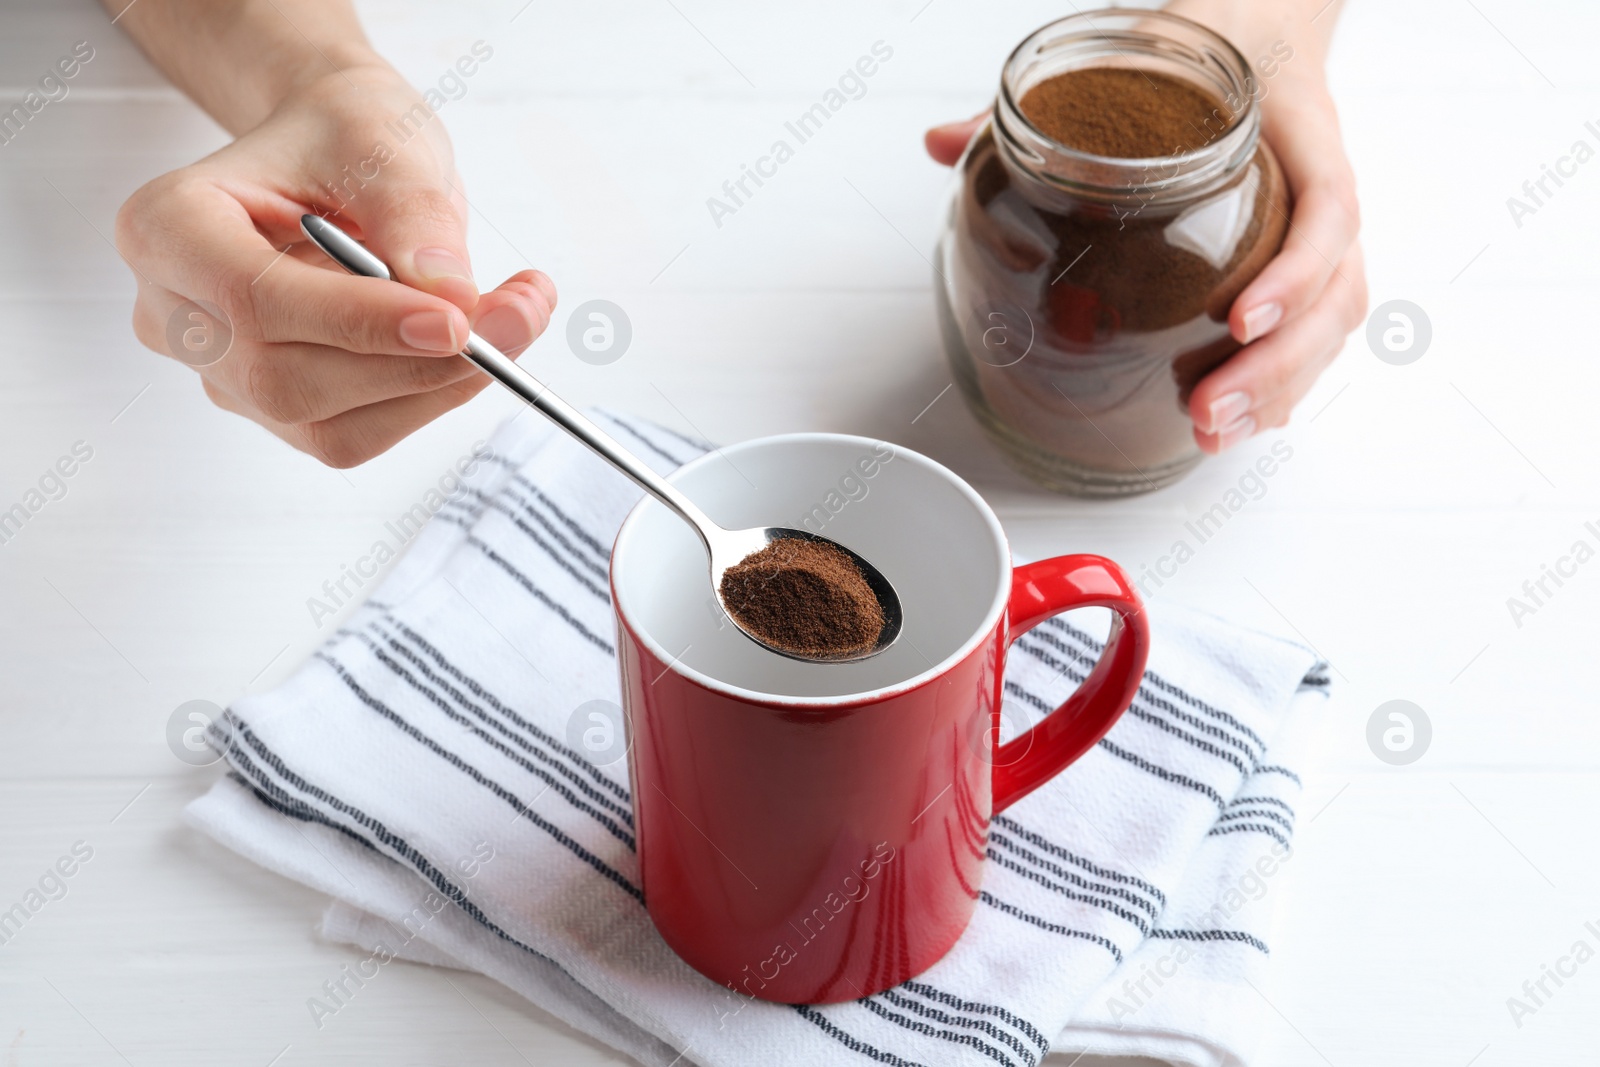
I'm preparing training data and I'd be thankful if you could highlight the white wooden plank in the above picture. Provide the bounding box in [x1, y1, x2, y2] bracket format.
[4, 0, 1600, 1062]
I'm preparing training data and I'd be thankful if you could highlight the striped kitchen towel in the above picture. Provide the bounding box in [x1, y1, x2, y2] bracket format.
[185, 410, 1329, 1067]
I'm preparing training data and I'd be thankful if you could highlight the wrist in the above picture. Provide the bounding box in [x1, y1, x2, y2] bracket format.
[1163, 0, 1337, 70]
[256, 42, 392, 120]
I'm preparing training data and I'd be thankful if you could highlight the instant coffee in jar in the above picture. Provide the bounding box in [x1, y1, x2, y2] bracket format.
[936, 9, 1289, 496]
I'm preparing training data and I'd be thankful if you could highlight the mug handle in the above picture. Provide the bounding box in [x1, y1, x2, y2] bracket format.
[991, 555, 1151, 813]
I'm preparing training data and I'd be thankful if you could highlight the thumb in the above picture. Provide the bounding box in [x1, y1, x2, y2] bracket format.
[352, 175, 479, 314]
[924, 112, 990, 167]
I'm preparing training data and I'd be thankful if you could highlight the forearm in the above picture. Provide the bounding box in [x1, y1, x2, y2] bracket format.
[1163, 0, 1344, 71]
[99, 0, 383, 133]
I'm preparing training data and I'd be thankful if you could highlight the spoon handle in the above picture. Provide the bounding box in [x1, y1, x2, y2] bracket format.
[299, 214, 717, 546]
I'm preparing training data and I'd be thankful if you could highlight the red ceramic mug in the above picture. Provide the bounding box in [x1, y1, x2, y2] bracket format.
[611, 434, 1148, 1004]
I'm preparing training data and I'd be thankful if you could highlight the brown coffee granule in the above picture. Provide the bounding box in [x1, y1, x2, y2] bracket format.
[1019, 67, 1231, 158]
[720, 538, 884, 659]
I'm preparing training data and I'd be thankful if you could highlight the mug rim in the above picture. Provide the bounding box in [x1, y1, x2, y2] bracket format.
[610, 432, 1012, 708]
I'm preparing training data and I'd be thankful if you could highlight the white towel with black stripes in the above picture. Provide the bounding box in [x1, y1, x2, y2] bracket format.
[186, 410, 1329, 1067]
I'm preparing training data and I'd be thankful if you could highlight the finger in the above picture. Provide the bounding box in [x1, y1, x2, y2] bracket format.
[924, 112, 989, 166]
[1229, 184, 1358, 345]
[127, 276, 186, 358]
[524, 268, 558, 311]
[1246, 338, 1343, 434]
[1229, 96, 1360, 345]
[1247, 251, 1368, 435]
[143, 275, 547, 428]
[117, 179, 471, 357]
[1190, 243, 1365, 450]
[1191, 341, 1337, 454]
[134, 280, 475, 422]
[469, 271, 557, 356]
[202, 367, 494, 468]
[301, 377, 497, 467]
[144, 270, 553, 425]
[219, 346, 481, 427]
[284, 241, 559, 318]
[344, 154, 479, 312]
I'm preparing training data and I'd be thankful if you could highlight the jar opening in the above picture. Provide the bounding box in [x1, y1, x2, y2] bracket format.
[994, 9, 1262, 201]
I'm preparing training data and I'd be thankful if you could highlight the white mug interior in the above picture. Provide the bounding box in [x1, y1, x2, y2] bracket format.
[611, 434, 1010, 701]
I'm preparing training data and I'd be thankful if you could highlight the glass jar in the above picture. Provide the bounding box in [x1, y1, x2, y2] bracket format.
[936, 9, 1289, 496]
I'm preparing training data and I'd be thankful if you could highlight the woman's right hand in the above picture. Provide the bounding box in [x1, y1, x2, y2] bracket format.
[115, 56, 555, 468]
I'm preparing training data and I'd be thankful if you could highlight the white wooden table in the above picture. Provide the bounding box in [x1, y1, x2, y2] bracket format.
[3, 1, 1597, 1063]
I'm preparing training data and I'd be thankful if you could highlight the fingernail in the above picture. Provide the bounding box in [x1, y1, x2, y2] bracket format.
[1206, 391, 1252, 433]
[1216, 414, 1257, 451]
[475, 304, 534, 352]
[413, 247, 474, 284]
[1240, 302, 1282, 344]
[399, 310, 461, 353]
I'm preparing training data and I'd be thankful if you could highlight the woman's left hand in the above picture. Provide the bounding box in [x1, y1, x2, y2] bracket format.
[925, 35, 1366, 454]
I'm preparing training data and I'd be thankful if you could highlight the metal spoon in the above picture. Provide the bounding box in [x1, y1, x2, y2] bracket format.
[299, 214, 902, 663]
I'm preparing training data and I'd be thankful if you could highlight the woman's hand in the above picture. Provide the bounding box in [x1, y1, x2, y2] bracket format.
[1181, 28, 1366, 453]
[114, 49, 554, 467]
[925, 1, 1366, 454]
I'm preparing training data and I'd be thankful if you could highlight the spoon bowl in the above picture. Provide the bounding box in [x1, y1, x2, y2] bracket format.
[709, 526, 903, 663]
[300, 214, 903, 662]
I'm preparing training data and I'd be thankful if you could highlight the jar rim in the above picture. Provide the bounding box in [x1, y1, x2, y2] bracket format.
[994, 8, 1261, 199]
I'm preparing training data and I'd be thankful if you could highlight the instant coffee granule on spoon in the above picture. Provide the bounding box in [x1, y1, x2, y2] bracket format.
[719, 539, 885, 659]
